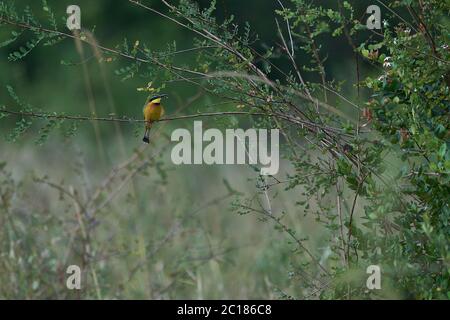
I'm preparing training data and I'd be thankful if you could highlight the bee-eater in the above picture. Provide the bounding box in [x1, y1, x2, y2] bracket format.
[142, 94, 167, 143]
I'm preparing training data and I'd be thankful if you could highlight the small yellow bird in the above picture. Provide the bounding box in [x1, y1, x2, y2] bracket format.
[142, 94, 167, 143]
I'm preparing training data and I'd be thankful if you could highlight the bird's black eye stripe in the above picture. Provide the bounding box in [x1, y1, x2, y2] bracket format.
[149, 94, 168, 102]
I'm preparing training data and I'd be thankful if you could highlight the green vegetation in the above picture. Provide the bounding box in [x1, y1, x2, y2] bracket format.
[0, 0, 448, 299]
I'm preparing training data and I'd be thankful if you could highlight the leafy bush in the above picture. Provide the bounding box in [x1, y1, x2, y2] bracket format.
[0, 0, 448, 299]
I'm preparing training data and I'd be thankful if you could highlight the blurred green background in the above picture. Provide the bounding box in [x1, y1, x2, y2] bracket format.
[0, 0, 376, 299]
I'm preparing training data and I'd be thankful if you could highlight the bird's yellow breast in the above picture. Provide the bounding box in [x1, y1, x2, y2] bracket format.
[143, 102, 164, 121]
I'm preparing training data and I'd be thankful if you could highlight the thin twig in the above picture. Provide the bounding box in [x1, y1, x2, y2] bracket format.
[0, 107, 353, 136]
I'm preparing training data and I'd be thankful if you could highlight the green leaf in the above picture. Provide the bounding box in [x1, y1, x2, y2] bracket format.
[362, 49, 369, 58]
[438, 143, 447, 160]
[0, 30, 23, 48]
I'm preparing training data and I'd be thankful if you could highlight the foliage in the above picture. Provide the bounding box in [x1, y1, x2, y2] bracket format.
[0, 0, 448, 299]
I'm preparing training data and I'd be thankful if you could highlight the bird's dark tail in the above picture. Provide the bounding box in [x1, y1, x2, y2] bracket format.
[142, 128, 150, 144]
